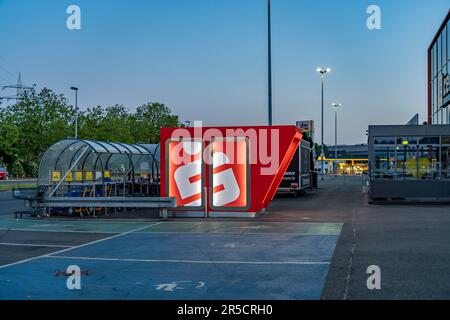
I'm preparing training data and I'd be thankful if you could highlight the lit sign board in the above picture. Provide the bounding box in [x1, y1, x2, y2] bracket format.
[167, 140, 203, 208]
[210, 137, 249, 209]
[296, 120, 314, 133]
[161, 126, 302, 217]
[296, 120, 314, 140]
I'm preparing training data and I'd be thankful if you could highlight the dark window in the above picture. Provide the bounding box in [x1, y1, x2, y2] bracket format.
[374, 137, 395, 145]
[373, 148, 396, 179]
[419, 136, 440, 145]
[438, 34, 442, 71]
[442, 147, 450, 180]
[417, 146, 440, 180]
[433, 45, 437, 78]
[444, 25, 448, 66]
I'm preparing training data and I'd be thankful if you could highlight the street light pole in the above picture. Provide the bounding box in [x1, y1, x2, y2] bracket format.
[268, 0, 272, 126]
[317, 68, 331, 181]
[335, 107, 337, 158]
[70, 87, 79, 140]
[332, 103, 342, 174]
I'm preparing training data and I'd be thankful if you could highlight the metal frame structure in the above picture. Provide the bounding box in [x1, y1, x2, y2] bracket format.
[39, 140, 159, 184]
[29, 139, 166, 217]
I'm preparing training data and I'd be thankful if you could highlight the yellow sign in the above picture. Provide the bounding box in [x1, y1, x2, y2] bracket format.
[74, 171, 83, 181]
[51, 171, 61, 182]
[65, 172, 73, 182]
[85, 171, 94, 181]
[104, 170, 111, 178]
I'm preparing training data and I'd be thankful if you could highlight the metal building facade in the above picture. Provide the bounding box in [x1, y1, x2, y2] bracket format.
[368, 125, 450, 201]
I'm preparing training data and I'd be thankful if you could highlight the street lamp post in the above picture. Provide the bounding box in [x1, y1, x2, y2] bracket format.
[268, 0, 272, 126]
[316, 68, 331, 181]
[70, 87, 78, 140]
[332, 102, 342, 174]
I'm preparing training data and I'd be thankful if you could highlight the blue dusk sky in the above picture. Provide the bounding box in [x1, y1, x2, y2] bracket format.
[0, 0, 449, 144]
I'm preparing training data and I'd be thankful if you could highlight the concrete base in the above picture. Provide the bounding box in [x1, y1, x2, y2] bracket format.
[369, 179, 450, 201]
[161, 210, 260, 218]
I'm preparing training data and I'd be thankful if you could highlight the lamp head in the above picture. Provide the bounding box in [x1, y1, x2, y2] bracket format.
[332, 103, 342, 110]
[317, 67, 331, 75]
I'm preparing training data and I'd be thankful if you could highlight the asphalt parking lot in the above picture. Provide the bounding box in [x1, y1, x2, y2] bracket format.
[268, 176, 450, 300]
[1, 176, 450, 300]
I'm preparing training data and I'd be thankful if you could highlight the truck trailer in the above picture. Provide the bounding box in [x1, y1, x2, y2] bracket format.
[278, 139, 313, 196]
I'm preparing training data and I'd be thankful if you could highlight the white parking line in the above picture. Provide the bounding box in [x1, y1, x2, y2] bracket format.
[0, 242, 72, 248]
[0, 228, 121, 234]
[0, 222, 163, 270]
[47, 255, 331, 265]
[133, 231, 341, 236]
[2, 218, 161, 224]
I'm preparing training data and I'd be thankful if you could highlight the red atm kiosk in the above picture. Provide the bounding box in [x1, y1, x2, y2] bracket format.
[160, 125, 302, 217]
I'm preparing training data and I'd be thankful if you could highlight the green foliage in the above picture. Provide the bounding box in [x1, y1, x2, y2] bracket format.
[9, 160, 25, 177]
[133, 102, 180, 144]
[0, 88, 181, 177]
[314, 143, 328, 158]
[4, 88, 75, 176]
[78, 105, 136, 143]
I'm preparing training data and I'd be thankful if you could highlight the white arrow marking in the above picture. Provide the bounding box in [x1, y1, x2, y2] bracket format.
[155, 281, 206, 292]
[155, 282, 179, 292]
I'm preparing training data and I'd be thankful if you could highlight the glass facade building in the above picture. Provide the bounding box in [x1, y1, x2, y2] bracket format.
[368, 125, 450, 201]
[429, 10, 450, 125]
[372, 135, 450, 181]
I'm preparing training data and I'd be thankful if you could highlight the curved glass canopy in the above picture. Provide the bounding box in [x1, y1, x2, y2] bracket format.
[38, 139, 160, 186]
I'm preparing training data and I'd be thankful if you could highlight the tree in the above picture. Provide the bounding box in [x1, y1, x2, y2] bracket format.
[133, 102, 180, 144]
[78, 105, 135, 143]
[3, 88, 74, 176]
[0, 88, 181, 177]
[0, 108, 19, 172]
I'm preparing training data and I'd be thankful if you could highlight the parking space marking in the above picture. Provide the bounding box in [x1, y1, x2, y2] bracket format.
[47, 255, 331, 265]
[51, 232, 339, 264]
[0, 228, 118, 234]
[0, 243, 72, 248]
[0, 222, 162, 270]
[140, 221, 343, 236]
[0, 258, 333, 300]
[0, 221, 341, 300]
[0, 219, 156, 234]
[1, 218, 161, 224]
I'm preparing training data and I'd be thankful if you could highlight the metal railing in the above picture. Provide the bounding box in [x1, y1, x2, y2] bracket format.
[31, 196, 176, 220]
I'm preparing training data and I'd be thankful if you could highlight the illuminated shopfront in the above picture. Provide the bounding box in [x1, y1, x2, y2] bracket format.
[334, 159, 368, 175]
[318, 144, 368, 175]
[368, 125, 450, 201]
